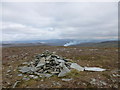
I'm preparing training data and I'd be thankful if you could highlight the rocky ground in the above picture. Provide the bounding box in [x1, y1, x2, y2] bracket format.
[2, 46, 119, 88]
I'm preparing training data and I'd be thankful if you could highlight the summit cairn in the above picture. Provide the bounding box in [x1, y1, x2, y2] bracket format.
[18, 50, 84, 78]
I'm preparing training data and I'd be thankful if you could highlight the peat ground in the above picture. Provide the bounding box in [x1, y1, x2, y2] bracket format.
[2, 46, 119, 88]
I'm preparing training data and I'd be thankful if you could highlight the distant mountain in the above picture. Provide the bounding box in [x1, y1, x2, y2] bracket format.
[2, 39, 73, 47]
[2, 39, 118, 47]
[71, 41, 118, 47]
[2, 42, 49, 47]
[2, 39, 73, 46]
[37, 39, 73, 46]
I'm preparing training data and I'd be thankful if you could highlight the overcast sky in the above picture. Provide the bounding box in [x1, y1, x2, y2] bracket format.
[1, 2, 118, 41]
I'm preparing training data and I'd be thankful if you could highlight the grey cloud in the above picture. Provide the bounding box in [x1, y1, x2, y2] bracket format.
[1, 2, 118, 41]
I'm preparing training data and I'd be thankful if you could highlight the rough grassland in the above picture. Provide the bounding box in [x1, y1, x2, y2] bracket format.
[2, 46, 119, 88]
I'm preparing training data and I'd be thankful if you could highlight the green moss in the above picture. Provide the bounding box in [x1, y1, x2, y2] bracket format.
[64, 69, 80, 78]
[51, 75, 61, 80]
[102, 73, 111, 79]
[20, 79, 36, 87]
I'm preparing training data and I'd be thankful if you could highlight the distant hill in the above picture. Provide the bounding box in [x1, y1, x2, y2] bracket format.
[71, 41, 118, 47]
[2, 43, 48, 47]
[2, 39, 118, 47]
[2, 39, 73, 46]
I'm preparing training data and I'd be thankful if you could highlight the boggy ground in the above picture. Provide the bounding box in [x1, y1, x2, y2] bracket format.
[2, 46, 119, 88]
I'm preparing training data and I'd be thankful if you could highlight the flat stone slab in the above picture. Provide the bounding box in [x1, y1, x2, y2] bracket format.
[44, 74, 52, 78]
[70, 63, 84, 71]
[22, 62, 30, 65]
[84, 67, 106, 71]
[62, 78, 73, 81]
[36, 57, 46, 67]
[58, 63, 70, 77]
[57, 59, 65, 63]
[19, 66, 31, 73]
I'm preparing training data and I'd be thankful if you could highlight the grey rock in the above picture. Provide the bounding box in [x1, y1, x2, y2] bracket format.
[41, 79, 44, 81]
[30, 62, 34, 65]
[66, 62, 72, 65]
[58, 63, 70, 77]
[44, 74, 52, 78]
[34, 72, 41, 75]
[54, 58, 59, 64]
[33, 76, 38, 79]
[13, 81, 21, 88]
[46, 55, 51, 60]
[52, 81, 61, 86]
[62, 78, 73, 81]
[84, 67, 106, 71]
[51, 71, 59, 74]
[12, 55, 18, 58]
[36, 63, 45, 68]
[29, 75, 38, 79]
[59, 62, 65, 67]
[22, 77, 30, 81]
[30, 67, 37, 72]
[19, 66, 31, 73]
[100, 81, 107, 86]
[36, 57, 45, 68]
[7, 70, 11, 73]
[46, 61, 50, 63]
[18, 74, 23, 77]
[39, 75, 43, 78]
[38, 73, 51, 78]
[70, 63, 84, 71]
[22, 62, 29, 65]
[90, 78, 97, 85]
[57, 59, 65, 63]
[6, 74, 9, 76]
[29, 75, 35, 78]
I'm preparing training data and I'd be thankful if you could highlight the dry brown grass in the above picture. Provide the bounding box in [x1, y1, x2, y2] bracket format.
[2, 46, 118, 88]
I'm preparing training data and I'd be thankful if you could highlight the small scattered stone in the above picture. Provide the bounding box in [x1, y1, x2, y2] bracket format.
[44, 74, 52, 78]
[22, 77, 30, 81]
[62, 78, 73, 81]
[29, 75, 35, 78]
[51, 71, 59, 74]
[33, 76, 39, 79]
[13, 81, 21, 88]
[19, 66, 31, 73]
[7, 70, 11, 73]
[18, 74, 23, 77]
[29, 75, 39, 79]
[41, 79, 44, 81]
[52, 81, 61, 86]
[22, 62, 29, 65]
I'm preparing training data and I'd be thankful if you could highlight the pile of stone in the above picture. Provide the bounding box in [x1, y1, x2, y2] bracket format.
[18, 50, 84, 78]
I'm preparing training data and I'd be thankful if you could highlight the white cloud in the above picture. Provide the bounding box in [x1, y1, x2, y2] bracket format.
[1, 2, 118, 41]
[2, 22, 61, 41]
